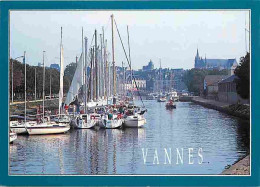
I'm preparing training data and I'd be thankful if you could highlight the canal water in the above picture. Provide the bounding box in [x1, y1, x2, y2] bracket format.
[9, 101, 250, 175]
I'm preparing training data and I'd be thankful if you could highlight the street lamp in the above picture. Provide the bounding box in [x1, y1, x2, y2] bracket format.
[12, 56, 24, 103]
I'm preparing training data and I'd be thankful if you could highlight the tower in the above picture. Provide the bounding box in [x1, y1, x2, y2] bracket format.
[194, 48, 200, 68]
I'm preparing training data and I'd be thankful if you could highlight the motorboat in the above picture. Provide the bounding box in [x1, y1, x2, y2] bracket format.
[165, 98, 176, 109]
[170, 91, 179, 101]
[157, 95, 167, 102]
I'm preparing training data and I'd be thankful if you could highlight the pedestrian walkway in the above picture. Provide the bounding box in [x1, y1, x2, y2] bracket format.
[192, 97, 229, 108]
[191, 97, 250, 120]
[10, 98, 57, 105]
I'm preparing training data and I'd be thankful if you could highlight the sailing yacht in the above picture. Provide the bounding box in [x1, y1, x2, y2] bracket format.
[99, 15, 124, 129]
[27, 30, 70, 135]
[10, 115, 27, 134]
[116, 25, 147, 128]
[10, 52, 39, 134]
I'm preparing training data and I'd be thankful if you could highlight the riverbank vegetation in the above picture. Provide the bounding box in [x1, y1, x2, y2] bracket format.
[235, 52, 250, 99]
[183, 69, 228, 95]
[9, 59, 74, 101]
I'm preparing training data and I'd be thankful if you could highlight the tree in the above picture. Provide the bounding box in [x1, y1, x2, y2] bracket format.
[64, 62, 77, 82]
[234, 52, 250, 99]
[9, 59, 72, 100]
[183, 68, 228, 96]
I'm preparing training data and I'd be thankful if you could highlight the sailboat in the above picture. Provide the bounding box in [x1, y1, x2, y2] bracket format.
[99, 14, 123, 129]
[66, 28, 100, 129]
[122, 25, 147, 128]
[54, 27, 71, 125]
[10, 52, 31, 134]
[27, 30, 70, 135]
[10, 116, 27, 134]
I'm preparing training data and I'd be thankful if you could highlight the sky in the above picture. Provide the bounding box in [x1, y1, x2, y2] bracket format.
[10, 10, 250, 70]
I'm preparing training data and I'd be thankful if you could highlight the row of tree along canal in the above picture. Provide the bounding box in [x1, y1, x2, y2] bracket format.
[9, 59, 76, 101]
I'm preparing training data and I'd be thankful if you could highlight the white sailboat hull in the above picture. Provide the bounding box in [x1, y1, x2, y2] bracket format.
[124, 115, 146, 128]
[27, 123, 70, 135]
[75, 119, 97, 129]
[9, 132, 17, 143]
[10, 121, 27, 134]
[10, 121, 38, 134]
[10, 127, 27, 134]
[99, 119, 123, 129]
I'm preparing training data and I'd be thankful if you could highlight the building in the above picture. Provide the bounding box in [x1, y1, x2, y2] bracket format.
[50, 63, 60, 71]
[204, 75, 229, 99]
[218, 75, 249, 104]
[194, 48, 238, 70]
[142, 60, 154, 71]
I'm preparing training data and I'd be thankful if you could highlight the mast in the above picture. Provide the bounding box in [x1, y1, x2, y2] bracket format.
[245, 13, 247, 53]
[35, 67, 36, 101]
[159, 59, 161, 93]
[95, 29, 98, 101]
[50, 71, 51, 99]
[42, 51, 45, 119]
[111, 14, 116, 97]
[100, 33, 103, 98]
[88, 48, 93, 101]
[82, 27, 84, 88]
[59, 27, 64, 116]
[24, 51, 26, 123]
[92, 47, 95, 100]
[102, 27, 106, 99]
[122, 61, 125, 99]
[84, 37, 88, 112]
[104, 39, 108, 99]
[127, 25, 132, 92]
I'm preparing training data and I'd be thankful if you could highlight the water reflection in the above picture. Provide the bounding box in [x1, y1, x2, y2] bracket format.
[10, 101, 249, 175]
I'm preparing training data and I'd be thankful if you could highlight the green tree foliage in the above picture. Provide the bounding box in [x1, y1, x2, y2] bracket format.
[183, 68, 228, 95]
[234, 52, 250, 99]
[9, 59, 72, 100]
[64, 62, 77, 82]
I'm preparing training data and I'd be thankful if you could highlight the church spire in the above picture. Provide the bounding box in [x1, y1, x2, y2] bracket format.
[196, 47, 199, 58]
[195, 47, 200, 68]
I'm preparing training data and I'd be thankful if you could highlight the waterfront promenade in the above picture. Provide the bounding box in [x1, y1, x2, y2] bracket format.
[192, 97, 250, 120]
